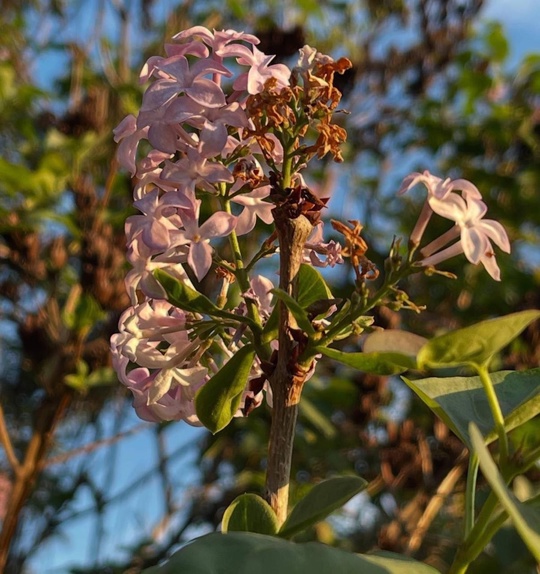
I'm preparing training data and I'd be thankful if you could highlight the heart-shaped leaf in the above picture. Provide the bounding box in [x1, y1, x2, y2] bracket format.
[403, 369, 540, 448]
[195, 345, 256, 434]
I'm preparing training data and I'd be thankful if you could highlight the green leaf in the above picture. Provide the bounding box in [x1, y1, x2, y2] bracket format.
[262, 264, 333, 343]
[484, 21, 509, 63]
[316, 347, 416, 375]
[417, 310, 540, 369]
[402, 369, 540, 448]
[270, 288, 315, 334]
[296, 264, 333, 306]
[62, 291, 105, 335]
[278, 476, 367, 539]
[142, 531, 440, 574]
[363, 330, 427, 357]
[470, 423, 540, 562]
[222, 494, 279, 535]
[155, 269, 258, 329]
[154, 269, 222, 315]
[195, 345, 256, 434]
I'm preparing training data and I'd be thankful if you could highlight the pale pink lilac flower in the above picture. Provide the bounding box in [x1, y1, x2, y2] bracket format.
[166, 97, 248, 157]
[160, 149, 234, 197]
[304, 223, 344, 267]
[113, 114, 149, 175]
[173, 202, 237, 281]
[126, 189, 193, 253]
[111, 300, 209, 413]
[421, 192, 510, 281]
[124, 238, 190, 303]
[242, 275, 275, 319]
[141, 55, 231, 111]
[398, 171, 483, 247]
[230, 186, 274, 235]
[228, 44, 291, 94]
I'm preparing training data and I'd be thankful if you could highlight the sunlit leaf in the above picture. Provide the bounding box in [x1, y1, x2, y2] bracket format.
[317, 346, 416, 375]
[402, 369, 540, 448]
[222, 494, 279, 535]
[155, 269, 223, 315]
[155, 269, 257, 328]
[195, 345, 256, 434]
[278, 476, 367, 539]
[363, 330, 427, 356]
[417, 310, 540, 368]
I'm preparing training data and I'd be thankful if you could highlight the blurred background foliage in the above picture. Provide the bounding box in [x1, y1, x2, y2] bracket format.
[0, 0, 538, 572]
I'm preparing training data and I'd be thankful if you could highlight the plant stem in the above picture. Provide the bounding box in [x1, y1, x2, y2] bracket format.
[265, 211, 313, 525]
[222, 197, 268, 358]
[464, 452, 479, 538]
[476, 362, 508, 464]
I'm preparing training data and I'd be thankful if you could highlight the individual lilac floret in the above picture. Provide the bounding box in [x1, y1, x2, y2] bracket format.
[422, 192, 510, 281]
[399, 171, 510, 280]
[174, 202, 237, 281]
[398, 171, 483, 248]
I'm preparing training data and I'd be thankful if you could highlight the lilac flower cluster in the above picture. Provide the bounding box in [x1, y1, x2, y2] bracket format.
[110, 27, 343, 424]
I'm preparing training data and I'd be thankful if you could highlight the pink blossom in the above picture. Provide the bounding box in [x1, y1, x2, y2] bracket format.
[160, 149, 234, 195]
[126, 189, 193, 252]
[141, 55, 231, 111]
[122, 367, 204, 424]
[174, 204, 237, 281]
[224, 44, 291, 94]
[125, 238, 190, 303]
[304, 223, 343, 267]
[113, 114, 149, 175]
[242, 275, 275, 319]
[399, 171, 484, 247]
[421, 192, 510, 280]
[166, 97, 248, 157]
[230, 186, 274, 235]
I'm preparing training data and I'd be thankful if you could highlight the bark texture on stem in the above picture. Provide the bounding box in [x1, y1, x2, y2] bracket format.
[265, 210, 313, 525]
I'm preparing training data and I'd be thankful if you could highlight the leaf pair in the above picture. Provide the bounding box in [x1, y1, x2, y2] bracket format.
[144, 476, 439, 573]
[222, 476, 367, 539]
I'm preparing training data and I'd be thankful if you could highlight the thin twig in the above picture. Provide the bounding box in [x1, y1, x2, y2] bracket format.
[44, 422, 149, 467]
[0, 403, 21, 474]
[406, 449, 468, 554]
